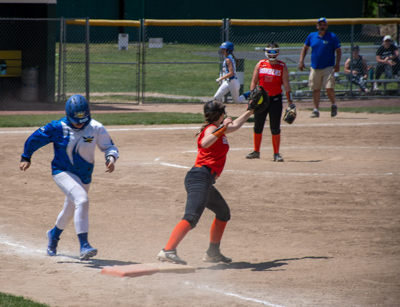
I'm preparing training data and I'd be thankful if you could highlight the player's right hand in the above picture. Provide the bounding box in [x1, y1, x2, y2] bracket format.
[298, 62, 305, 71]
[19, 161, 31, 171]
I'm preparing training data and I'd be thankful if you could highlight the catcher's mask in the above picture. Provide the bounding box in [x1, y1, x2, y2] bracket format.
[264, 47, 279, 60]
[204, 100, 226, 122]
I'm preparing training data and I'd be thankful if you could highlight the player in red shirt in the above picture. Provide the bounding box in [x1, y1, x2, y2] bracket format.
[157, 100, 253, 265]
[246, 42, 294, 162]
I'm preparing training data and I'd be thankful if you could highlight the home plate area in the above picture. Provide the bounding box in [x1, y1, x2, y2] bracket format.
[101, 262, 196, 277]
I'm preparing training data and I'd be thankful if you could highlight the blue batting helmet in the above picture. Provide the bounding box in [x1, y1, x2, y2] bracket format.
[219, 41, 234, 53]
[65, 95, 91, 125]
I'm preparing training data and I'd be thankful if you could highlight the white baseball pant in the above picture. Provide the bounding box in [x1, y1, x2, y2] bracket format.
[52, 171, 90, 234]
[214, 78, 247, 103]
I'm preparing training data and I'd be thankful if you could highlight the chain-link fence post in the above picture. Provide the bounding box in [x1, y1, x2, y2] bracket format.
[57, 17, 63, 103]
[85, 17, 90, 102]
[349, 23, 354, 96]
[140, 18, 145, 104]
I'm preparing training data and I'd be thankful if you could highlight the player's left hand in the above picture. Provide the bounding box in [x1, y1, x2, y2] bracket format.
[105, 156, 115, 173]
[334, 64, 340, 72]
[19, 161, 31, 171]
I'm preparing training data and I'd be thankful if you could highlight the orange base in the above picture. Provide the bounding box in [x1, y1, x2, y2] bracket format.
[101, 262, 195, 278]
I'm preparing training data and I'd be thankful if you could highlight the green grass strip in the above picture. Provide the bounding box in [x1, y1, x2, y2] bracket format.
[0, 112, 205, 128]
[317, 106, 400, 114]
[0, 292, 50, 307]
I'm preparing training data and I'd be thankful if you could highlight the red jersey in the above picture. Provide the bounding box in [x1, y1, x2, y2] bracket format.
[195, 124, 229, 177]
[257, 59, 286, 96]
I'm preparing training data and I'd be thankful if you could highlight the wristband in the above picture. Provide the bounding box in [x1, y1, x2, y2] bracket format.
[212, 124, 227, 138]
[286, 91, 293, 103]
[106, 155, 115, 164]
[20, 156, 31, 163]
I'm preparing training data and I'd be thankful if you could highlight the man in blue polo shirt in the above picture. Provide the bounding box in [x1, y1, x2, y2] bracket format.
[299, 17, 341, 118]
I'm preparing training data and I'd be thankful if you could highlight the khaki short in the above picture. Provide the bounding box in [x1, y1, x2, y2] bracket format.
[309, 66, 335, 90]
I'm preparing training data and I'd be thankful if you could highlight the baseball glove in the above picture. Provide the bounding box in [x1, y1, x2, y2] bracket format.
[283, 103, 297, 124]
[247, 86, 269, 114]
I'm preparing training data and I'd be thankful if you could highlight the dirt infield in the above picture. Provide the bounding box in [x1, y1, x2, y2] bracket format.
[1, 104, 400, 307]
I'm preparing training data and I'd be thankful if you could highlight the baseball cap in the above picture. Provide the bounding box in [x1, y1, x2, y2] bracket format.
[383, 35, 392, 42]
[318, 17, 327, 24]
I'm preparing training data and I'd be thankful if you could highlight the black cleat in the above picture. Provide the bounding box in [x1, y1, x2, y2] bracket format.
[157, 249, 187, 265]
[331, 104, 338, 117]
[273, 153, 284, 162]
[246, 151, 260, 159]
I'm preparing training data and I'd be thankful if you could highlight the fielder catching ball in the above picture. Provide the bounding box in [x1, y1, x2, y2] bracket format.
[19, 95, 119, 260]
[157, 99, 265, 265]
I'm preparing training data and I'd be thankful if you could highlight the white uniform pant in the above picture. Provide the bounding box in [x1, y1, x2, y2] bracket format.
[214, 79, 246, 103]
[53, 171, 90, 234]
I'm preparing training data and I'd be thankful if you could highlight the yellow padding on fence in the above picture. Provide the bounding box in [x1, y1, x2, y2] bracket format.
[66, 19, 140, 27]
[230, 18, 400, 26]
[144, 19, 223, 26]
[66, 18, 400, 28]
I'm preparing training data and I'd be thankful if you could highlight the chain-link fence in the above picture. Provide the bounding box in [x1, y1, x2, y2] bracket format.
[0, 18, 399, 107]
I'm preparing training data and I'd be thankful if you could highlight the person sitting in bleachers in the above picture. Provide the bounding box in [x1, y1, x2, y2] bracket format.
[374, 35, 400, 90]
[344, 45, 369, 92]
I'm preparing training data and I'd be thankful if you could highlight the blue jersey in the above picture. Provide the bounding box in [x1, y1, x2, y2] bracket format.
[21, 117, 119, 184]
[223, 54, 237, 78]
[305, 31, 341, 69]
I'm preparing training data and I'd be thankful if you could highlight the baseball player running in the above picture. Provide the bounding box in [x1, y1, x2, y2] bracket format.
[246, 42, 294, 162]
[19, 95, 119, 260]
[214, 41, 250, 103]
[157, 100, 255, 265]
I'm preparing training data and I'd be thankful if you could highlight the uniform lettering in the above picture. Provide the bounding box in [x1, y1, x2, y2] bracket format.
[259, 67, 282, 76]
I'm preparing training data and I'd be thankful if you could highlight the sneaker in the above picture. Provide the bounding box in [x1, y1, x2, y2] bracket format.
[331, 104, 337, 117]
[246, 151, 260, 159]
[80, 243, 98, 260]
[203, 251, 232, 263]
[273, 153, 284, 162]
[157, 249, 187, 265]
[46, 230, 59, 256]
[310, 110, 320, 118]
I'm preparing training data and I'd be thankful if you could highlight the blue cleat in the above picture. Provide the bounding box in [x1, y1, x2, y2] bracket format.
[46, 230, 59, 256]
[80, 243, 97, 260]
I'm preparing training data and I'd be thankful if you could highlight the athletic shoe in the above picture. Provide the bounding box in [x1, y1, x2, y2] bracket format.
[157, 249, 187, 265]
[79, 243, 98, 260]
[203, 251, 232, 263]
[273, 153, 284, 162]
[46, 230, 59, 256]
[331, 104, 338, 117]
[246, 151, 260, 159]
[310, 110, 320, 118]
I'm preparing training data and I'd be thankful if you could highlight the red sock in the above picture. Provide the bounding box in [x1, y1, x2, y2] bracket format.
[164, 219, 191, 251]
[272, 134, 280, 154]
[254, 133, 262, 152]
[210, 218, 228, 244]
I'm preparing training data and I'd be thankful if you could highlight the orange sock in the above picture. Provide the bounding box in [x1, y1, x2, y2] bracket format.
[272, 134, 280, 154]
[210, 218, 228, 243]
[254, 133, 262, 152]
[164, 219, 191, 251]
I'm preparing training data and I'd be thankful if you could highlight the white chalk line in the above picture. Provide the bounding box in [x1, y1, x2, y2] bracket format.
[182, 145, 400, 153]
[153, 158, 396, 177]
[1, 121, 400, 134]
[184, 281, 285, 307]
[0, 233, 76, 260]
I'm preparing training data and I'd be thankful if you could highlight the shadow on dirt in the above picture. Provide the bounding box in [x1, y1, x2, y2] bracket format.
[56, 254, 139, 269]
[199, 256, 332, 271]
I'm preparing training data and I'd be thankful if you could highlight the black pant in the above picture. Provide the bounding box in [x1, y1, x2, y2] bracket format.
[254, 94, 283, 135]
[375, 61, 400, 79]
[183, 166, 230, 228]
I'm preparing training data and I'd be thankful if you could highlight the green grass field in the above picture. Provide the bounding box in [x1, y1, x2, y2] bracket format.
[0, 292, 50, 307]
[0, 107, 399, 128]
